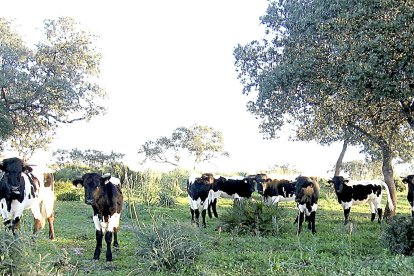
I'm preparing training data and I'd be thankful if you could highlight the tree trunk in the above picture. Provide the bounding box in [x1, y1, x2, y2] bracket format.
[381, 144, 397, 219]
[334, 138, 348, 176]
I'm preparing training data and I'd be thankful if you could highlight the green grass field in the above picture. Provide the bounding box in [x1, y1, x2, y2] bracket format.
[6, 190, 414, 275]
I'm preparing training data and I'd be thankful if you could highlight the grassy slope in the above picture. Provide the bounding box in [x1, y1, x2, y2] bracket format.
[17, 191, 414, 275]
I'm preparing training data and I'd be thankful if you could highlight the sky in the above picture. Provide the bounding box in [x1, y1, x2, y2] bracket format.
[2, 0, 367, 176]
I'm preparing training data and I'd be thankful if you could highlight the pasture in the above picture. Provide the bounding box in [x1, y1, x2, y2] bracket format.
[3, 183, 414, 275]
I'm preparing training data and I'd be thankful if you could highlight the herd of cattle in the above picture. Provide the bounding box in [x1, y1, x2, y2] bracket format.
[187, 172, 398, 234]
[1, 156, 414, 262]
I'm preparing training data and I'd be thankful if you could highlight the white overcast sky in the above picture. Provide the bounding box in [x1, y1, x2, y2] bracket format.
[2, 0, 367, 176]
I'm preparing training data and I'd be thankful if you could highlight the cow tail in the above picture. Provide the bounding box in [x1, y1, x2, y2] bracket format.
[40, 200, 47, 229]
[381, 181, 394, 211]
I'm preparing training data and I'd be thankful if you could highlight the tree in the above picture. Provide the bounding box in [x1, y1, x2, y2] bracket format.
[234, 0, 414, 216]
[52, 148, 125, 170]
[138, 124, 229, 170]
[0, 17, 106, 152]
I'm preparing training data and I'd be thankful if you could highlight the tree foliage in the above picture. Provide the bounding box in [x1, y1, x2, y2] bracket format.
[234, 0, 414, 152]
[52, 148, 124, 170]
[0, 17, 106, 152]
[234, 0, 414, 215]
[138, 124, 229, 169]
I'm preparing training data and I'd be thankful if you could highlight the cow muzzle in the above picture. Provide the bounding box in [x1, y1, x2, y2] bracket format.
[85, 199, 94, 205]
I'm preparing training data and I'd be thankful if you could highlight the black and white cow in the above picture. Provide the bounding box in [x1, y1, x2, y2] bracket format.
[295, 176, 319, 235]
[0, 157, 55, 239]
[262, 179, 296, 205]
[208, 175, 257, 217]
[73, 173, 123, 261]
[401, 175, 414, 217]
[328, 175, 394, 224]
[187, 173, 216, 228]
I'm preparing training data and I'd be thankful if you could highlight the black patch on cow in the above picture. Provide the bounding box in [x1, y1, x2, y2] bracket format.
[213, 178, 255, 198]
[189, 178, 211, 203]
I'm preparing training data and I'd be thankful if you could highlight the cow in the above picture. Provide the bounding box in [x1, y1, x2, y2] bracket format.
[73, 173, 123, 261]
[248, 173, 268, 195]
[295, 176, 319, 235]
[0, 157, 55, 239]
[401, 175, 414, 217]
[187, 173, 216, 228]
[208, 175, 257, 217]
[262, 179, 296, 205]
[328, 175, 394, 224]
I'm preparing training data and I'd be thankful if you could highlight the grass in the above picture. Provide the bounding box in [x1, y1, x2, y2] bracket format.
[4, 190, 414, 275]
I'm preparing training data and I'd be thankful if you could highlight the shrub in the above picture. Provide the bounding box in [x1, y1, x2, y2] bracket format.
[218, 200, 288, 236]
[158, 192, 177, 208]
[55, 181, 83, 201]
[136, 214, 202, 272]
[381, 215, 414, 255]
[0, 231, 66, 275]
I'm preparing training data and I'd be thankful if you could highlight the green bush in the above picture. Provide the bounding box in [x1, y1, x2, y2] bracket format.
[55, 181, 83, 202]
[136, 215, 201, 272]
[381, 215, 414, 255]
[0, 231, 67, 275]
[218, 200, 288, 236]
[53, 165, 91, 182]
[158, 192, 177, 208]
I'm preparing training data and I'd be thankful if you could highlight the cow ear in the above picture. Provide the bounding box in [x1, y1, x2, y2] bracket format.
[72, 179, 83, 188]
[344, 179, 350, 183]
[23, 165, 33, 173]
[402, 177, 408, 183]
[102, 173, 111, 183]
[328, 180, 333, 184]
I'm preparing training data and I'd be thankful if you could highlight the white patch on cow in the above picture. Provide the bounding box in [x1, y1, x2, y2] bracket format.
[107, 212, 121, 232]
[109, 177, 120, 185]
[298, 203, 318, 216]
[264, 194, 295, 206]
[188, 172, 199, 186]
[188, 196, 209, 211]
[93, 215, 101, 231]
[265, 196, 280, 205]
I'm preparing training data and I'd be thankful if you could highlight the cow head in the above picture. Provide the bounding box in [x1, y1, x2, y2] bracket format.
[201, 173, 215, 184]
[0, 157, 32, 193]
[73, 173, 111, 205]
[328, 176, 349, 194]
[402, 175, 414, 185]
[402, 175, 414, 193]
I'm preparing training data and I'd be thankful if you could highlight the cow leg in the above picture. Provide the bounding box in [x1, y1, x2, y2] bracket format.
[48, 214, 55, 240]
[309, 211, 316, 234]
[211, 198, 218, 218]
[207, 202, 213, 218]
[11, 217, 20, 236]
[33, 218, 42, 235]
[113, 229, 119, 249]
[344, 208, 351, 224]
[190, 208, 196, 224]
[201, 209, 207, 228]
[105, 231, 113, 261]
[377, 208, 382, 223]
[93, 230, 103, 260]
[369, 202, 376, 222]
[194, 209, 200, 226]
[297, 211, 305, 235]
